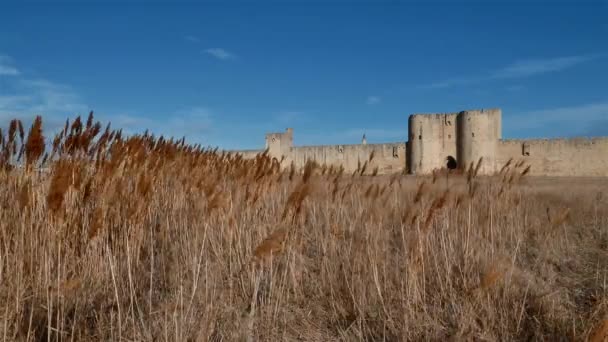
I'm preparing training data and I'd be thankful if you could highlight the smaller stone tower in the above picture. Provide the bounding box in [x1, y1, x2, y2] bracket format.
[265, 128, 293, 161]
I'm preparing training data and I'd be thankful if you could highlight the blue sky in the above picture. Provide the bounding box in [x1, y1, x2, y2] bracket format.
[1, 1, 607, 150]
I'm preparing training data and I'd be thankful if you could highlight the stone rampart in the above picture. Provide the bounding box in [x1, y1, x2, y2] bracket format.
[227, 108, 608, 176]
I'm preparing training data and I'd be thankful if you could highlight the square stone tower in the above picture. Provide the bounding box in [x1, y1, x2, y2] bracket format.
[265, 128, 293, 161]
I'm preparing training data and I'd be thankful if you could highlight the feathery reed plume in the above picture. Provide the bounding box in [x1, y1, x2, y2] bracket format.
[17, 120, 24, 143]
[17, 144, 25, 162]
[340, 183, 353, 201]
[336, 165, 344, 179]
[82, 177, 95, 203]
[282, 182, 311, 220]
[370, 183, 380, 199]
[70, 116, 83, 135]
[499, 158, 513, 174]
[468, 181, 478, 198]
[414, 181, 426, 203]
[18, 180, 30, 210]
[479, 264, 503, 290]
[137, 172, 152, 198]
[63, 118, 70, 136]
[364, 184, 374, 198]
[424, 190, 449, 228]
[389, 173, 399, 187]
[454, 194, 465, 208]
[473, 157, 483, 177]
[24, 116, 45, 169]
[207, 191, 227, 214]
[52, 278, 82, 295]
[86, 111, 94, 130]
[466, 162, 474, 184]
[331, 179, 339, 201]
[521, 165, 531, 176]
[46, 160, 73, 214]
[5, 119, 18, 159]
[378, 184, 388, 197]
[369, 150, 375, 163]
[8, 120, 17, 144]
[302, 160, 315, 183]
[590, 318, 608, 342]
[371, 166, 379, 176]
[359, 161, 368, 176]
[252, 228, 288, 264]
[551, 207, 570, 227]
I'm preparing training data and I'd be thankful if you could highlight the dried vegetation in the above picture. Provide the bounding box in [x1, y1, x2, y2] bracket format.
[0, 114, 607, 341]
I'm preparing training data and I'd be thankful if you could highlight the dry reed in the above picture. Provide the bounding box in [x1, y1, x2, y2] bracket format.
[0, 114, 605, 341]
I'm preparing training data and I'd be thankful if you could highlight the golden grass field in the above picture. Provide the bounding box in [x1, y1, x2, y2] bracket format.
[0, 114, 607, 341]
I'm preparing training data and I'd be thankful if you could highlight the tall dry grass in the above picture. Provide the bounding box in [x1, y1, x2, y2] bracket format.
[0, 114, 607, 341]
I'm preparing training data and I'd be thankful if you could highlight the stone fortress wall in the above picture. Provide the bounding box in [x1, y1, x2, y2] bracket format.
[232, 108, 608, 177]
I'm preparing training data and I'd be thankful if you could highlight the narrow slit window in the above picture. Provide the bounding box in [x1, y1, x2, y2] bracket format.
[522, 142, 530, 156]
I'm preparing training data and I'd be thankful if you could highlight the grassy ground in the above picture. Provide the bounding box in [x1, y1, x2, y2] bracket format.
[0, 114, 607, 341]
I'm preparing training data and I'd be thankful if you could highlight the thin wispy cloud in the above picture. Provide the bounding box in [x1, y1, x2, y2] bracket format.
[276, 111, 305, 125]
[505, 102, 608, 137]
[204, 48, 236, 60]
[506, 85, 525, 92]
[0, 55, 20, 76]
[424, 53, 603, 89]
[0, 77, 88, 132]
[366, 96, 381, 105]
[0, 54, 215, 144]
[491, 55, 598, 79]
[184, 35, 200, 43]
[111, 107, 213, 143]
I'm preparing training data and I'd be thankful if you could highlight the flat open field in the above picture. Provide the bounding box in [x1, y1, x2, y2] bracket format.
[0, 115, 607, 341]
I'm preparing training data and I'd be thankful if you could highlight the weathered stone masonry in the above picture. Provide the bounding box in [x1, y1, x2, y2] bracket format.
[232, 108, 608, 177]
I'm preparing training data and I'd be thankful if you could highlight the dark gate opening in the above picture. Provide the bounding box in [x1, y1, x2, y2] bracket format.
[446, 156, 457, 170]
